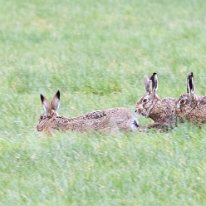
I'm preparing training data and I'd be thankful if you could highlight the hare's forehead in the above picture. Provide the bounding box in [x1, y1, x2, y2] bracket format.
[137, 94, 150, 103]
[142, 94, 152, 100]
[178, 94, 189, 101]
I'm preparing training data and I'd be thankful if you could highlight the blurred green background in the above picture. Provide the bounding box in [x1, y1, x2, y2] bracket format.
[1, 0, 206, 205]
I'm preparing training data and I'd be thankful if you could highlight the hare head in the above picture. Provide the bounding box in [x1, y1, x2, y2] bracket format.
[135, 73, 176, 129]
[37, 90, 60, 132]
[135, 72, 160, 117]
[176, 72, 198, 119]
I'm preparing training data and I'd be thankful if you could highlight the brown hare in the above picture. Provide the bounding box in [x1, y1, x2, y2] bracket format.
[176, 72, 206, 123]
[36, 90, 139, 134]
[135, 73, 176, 129]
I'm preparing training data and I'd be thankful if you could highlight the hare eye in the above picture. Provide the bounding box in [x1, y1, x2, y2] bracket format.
[180, 99, 185, 104]
[143, 98, 147, 103]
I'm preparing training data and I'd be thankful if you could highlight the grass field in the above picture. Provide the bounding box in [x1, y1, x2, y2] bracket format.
[1, 0, 206, 205]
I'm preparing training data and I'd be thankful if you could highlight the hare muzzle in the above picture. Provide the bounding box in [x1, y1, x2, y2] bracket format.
[135, 104, 143, 114]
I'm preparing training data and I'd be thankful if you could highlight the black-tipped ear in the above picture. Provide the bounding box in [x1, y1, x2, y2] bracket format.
[51, 90, 61, 110]
[150, 72, 158, 93]
[189, 72, 194, 92]
[56, 90, 60, 100]
[40, 94, 44, 103]
[40, 94, 51, 114]
[187, 72, 194, 94]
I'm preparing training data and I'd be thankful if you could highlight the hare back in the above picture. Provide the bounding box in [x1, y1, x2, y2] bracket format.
[83, 107, 133, 120]
[161, 97, 176, 104]
[52, 107, 137, 133]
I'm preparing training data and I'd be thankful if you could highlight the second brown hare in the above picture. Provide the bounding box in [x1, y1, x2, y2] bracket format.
[36, 90, 139, 134]
[135, 73, 176, 130]
[176, 72, 206, 124]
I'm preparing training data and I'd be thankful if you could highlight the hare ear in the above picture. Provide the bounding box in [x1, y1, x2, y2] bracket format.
[40, 94, 51, 114]
[150, 72, 158, 94]
[51, 90, 60, 111]
[187, 72, 194, 94]
[144, 75, 152, 94]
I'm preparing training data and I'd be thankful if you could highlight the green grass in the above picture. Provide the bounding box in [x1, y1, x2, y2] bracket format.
[1, 0, 206, 205]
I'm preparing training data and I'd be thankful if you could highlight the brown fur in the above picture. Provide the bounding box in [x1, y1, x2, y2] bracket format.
[176, 72, 206, 123]
[135, 73, 176, 129]
[37, 91, 139, 134]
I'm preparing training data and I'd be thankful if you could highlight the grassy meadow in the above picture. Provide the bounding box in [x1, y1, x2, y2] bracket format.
[1, 0, 206, 205]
